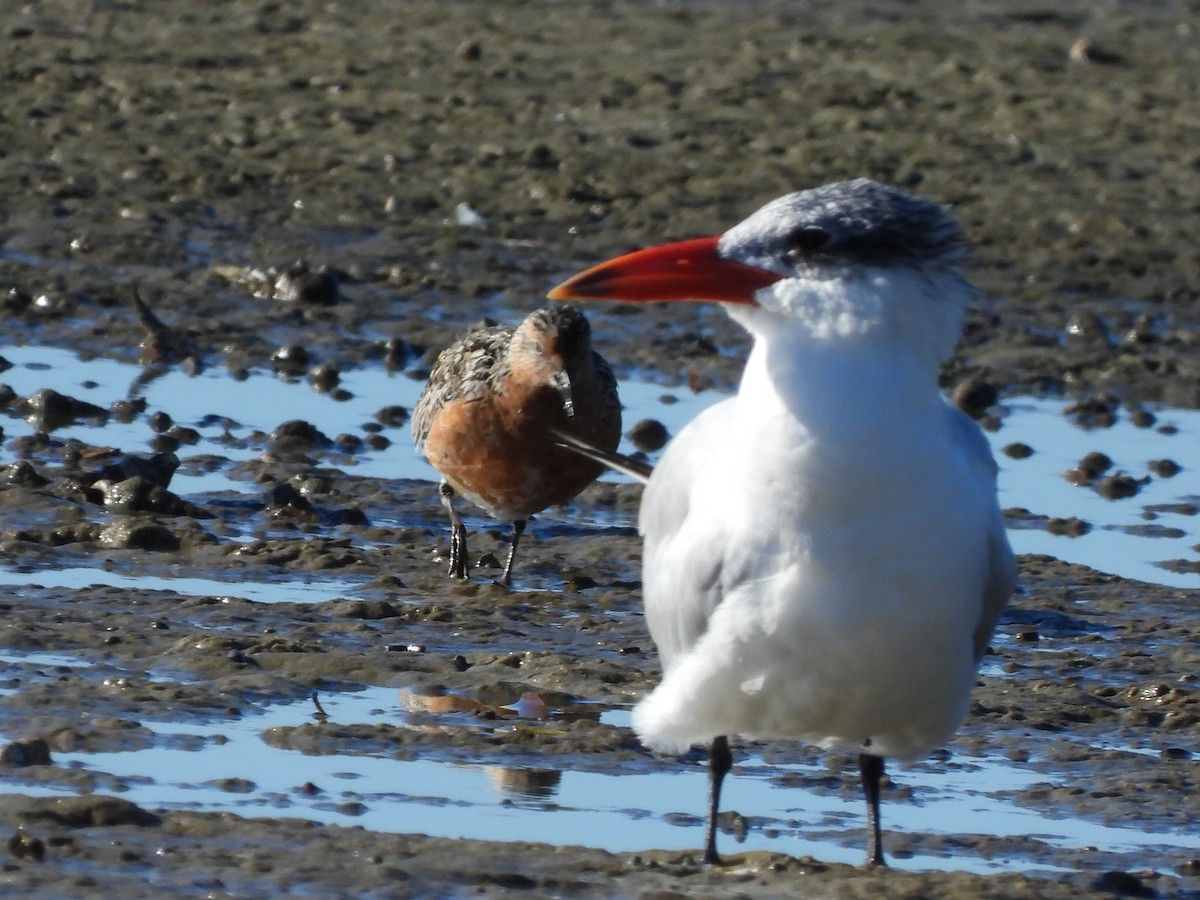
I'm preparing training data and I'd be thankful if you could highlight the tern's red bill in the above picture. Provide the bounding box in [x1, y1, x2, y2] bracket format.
[548, 236, 784, 305]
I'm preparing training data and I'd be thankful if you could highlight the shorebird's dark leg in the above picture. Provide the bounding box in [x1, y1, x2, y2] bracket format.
[859, 752, 887, 867]
[499, 519, 526, 586]
[703, 734, 733, 865]
[438, 481, 468, 579]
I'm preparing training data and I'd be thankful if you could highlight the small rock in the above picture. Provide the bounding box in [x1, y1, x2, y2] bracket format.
[272, 344, 311, 376]
[1046, 517, 1089, 537]
[1069, 37, 1123, 65]
[456, 38, 482, 60]
[1089, 870, 1153, 898]
[337, 599, 400, 620]
[1128, 408, 1156, 428]
[1095, 473, 1144, 500]
[382, 336, 409, 370]
[1064, 396, 1117, 428]
[87, 451, 179, 489]
[1078, 451, 1113, 477]
[261, 262, 340, 305]
[264, 483, 315, 517]
[98, 520, 182, 552]
[148, 411, 173, 433]
[627, 418, 669, 453]
[1064, 311, 1110, 344]
[2, 460, 49, 487]
[22, 388, 109, 432]
[375, 405, 409, 427]
[951, 377, 997, 420]
[1013, 625, 1040, 643]
[269, 419, 332, 454]
[7, 830, 45, 861]
[1149, 458, 1181, 478]
[99, 476, 191, 515]
[308, 364, 340, 393]
[453, 202, 490, 230]
[1, 739, 52, 767]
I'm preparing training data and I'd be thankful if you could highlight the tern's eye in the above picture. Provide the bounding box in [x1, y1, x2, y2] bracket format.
[783, 225, 831, 262]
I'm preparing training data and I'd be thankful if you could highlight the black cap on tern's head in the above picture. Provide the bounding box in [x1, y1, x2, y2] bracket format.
[719, 178, 969, 278]
[548, 180, 968, 307]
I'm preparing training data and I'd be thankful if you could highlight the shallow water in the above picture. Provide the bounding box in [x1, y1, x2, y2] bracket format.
[1, 345, 1197, 589]
[4, 663, 1194, 876]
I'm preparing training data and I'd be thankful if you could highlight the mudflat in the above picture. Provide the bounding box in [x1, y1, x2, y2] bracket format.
[1, 1, 1197, 896]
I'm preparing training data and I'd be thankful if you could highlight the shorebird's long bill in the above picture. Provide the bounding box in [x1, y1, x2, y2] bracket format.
[548, 236, 784, 305]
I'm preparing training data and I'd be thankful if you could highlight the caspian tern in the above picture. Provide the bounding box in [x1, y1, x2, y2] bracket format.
[549, 178, 1016, 865]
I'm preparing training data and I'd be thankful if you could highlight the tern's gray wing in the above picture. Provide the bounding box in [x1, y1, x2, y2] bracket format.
[948, 406, 1017, 660]
[638, 400, 736, 669]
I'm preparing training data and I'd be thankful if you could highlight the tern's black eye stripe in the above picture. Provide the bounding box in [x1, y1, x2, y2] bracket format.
[783, 225, 831, 260]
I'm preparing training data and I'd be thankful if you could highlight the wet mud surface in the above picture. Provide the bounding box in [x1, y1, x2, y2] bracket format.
[1, 0, 1199, 896]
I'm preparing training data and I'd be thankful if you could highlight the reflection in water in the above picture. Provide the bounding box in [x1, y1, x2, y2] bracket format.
[398, 688, 551, 721]
[2, 666, 1196, 876]
[486, 766, 562, 799]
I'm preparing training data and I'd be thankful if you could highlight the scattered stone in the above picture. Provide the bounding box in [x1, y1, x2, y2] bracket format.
[7, 830, 45, 861]
[308, 364, 340, 392]
[627, 418, 669, 453]
[456, 38, 482, 60]
[264, 483, 315, 517]
[1095, 473, 1144, 500]
[86, 452, 180, 490]
[269, 419, 333, 454]
[2, 460, 50, 487]
[21, 388, 109, 432]
[272, 345, 312, 376]
[1149, 458, 1181, 478]
[1064, 397, 1117, 429]
[375, 405, 409, 427]
[1002, 442, 1033, 460]
[951, 377, 997, 420]
[1064, 311, 1110, 344]
[336, 599, 400, 620]
[0, 739, 52, 767]
[97, 520, 182, 551]
[1128, 408, 1156, 428]
[1069, 38, 1123, 65]
[1046, 517, 1090, 537]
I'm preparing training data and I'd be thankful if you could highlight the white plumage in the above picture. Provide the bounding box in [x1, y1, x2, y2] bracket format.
[550, 178, 1016, 866]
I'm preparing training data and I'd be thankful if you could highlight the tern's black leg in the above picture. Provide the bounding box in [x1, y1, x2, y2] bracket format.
[703, 734, 733, 865]
[859, 752, 887, 867]
[438, 481, 468, 579]
[499, 519, 526, 586]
